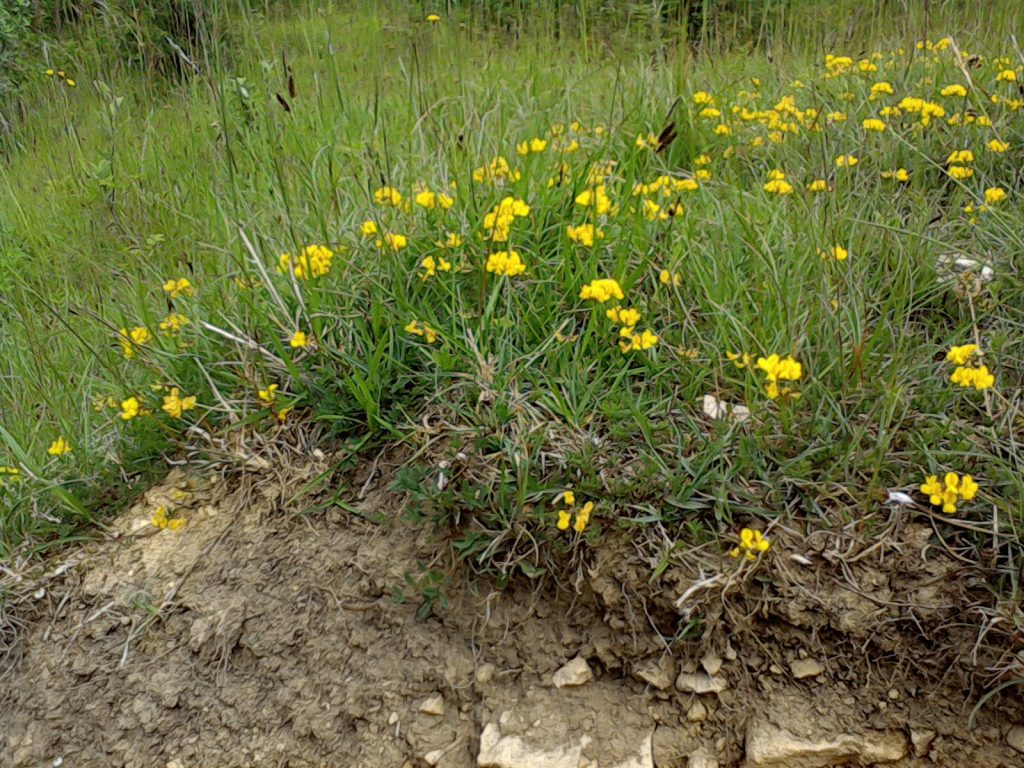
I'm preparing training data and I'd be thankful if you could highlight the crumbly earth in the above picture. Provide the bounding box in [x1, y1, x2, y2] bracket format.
[1, 457, 1021, 768]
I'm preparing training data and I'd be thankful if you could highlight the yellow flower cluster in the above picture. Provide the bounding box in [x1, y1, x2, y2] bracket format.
[151, 504, 186, 531]
[818, 244, 849, 262]
[483, 196, 530, 242]
[473, 156, 520, 185]
[414, 189, 454, 210]
[516, 137, 548, 156]
[159, 313, 189, 334]
[566, 223, 604, 247]
[119, 326, 152, 359]
[486, 250, 526, 277]
[47, 436, 72, 456]
[756, 354, 803, 400]
[574, 185, 614, 215]
[405, 320, 439, 344]
[162, 277, 193, 298]
[278, 244, 334, 279]
[730, 528, 771, 560]
[373, 186, 403, 206]
[161, 388, 198, 419]
[920, 472, 979, 514]
[376, 232, 408, 251]
[946, 344, 994, 390]
[419, 255, 452, 280]
[763, 169, 794, 195]
[555, 491, 594, 533]
[579, 278, 624, 303]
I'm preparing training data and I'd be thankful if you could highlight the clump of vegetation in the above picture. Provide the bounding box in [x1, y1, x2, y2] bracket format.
[0, 3, 1022, 668]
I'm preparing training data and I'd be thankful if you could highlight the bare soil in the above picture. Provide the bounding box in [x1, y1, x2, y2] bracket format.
[1, 455, 1022, 767]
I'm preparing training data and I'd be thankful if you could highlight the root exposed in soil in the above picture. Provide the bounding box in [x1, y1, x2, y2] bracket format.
[1, 458, 1022, 767]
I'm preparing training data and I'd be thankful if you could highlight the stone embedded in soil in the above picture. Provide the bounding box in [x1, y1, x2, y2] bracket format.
[478, 722, 654, 768]
[552, 657, 593, 688]
[419, 693, 445, 717]
[701, 654, 723, 677]
[789, 659, 824, 680]
[688, 747, 719, 768]
[745, 721, 908, 767]
[687, 701, 708, 723]
[910, 729, 936, 757]
[634, 657, 676, 691]
[475, 663, 497, 685]
[675, 671, 728, 695]
[1007, 726, 1024, 754]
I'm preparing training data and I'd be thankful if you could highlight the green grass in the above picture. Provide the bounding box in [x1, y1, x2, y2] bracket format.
[0, 0, 1022, 608]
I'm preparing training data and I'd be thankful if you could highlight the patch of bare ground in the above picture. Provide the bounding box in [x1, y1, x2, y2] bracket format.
[1, 453, 1022, 767]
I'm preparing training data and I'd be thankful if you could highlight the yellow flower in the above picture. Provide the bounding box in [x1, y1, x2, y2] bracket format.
[950, 365, 994, 390]
[486, 250, 526, 277]
[762, 179, 793, 195]
[45, 68, 55, 76]
[659, 269, 681, 287]
[693, 91, 715, 106]
[556, 510, 571, 530]
[47, 436, 72, 457]
[618, 329, 659, 353]
[987, 139, 1009, 153]
[862, 118, 886, 133]
[573, 501, 594, 533]
[162, 277, 193, 298]
[881, 168, 909, 182]
[819, 244, 849, 262]
[921, 472, 980, 514]
[946, 344, 979, 365]
[258, 384, 278, 404]
[118, 326, 152, 359]
[426, 14, 441, 23]
[360, 220, 379, 237]
[161, 388, 197, 419]
[946, 149, 974, 164]
[985, 187, 1006, 205]
[575, 185, 614, 215]
[579, 278, 624, 303]
[376, 232, 408, 251]
[727, 352, 754, 369]
[419, 255, 452, 280]
[730, 528, 771, 561]
[996, 69, 1017, 83]
[414, 189, 454, 210]
[756, 354, 802, 399]
[807, 179, 830, 192]
[405, 320, 439, 344]
[373, 186, 403, 206]
[940, 84, 968, 97]
[278, 244, 334, 279]
[120, 396, 143, 420]
[152, 505, 186, 531]
[65, 79, 75, 87]
[473, 156, 520, 184]
[483, 196, 530, 242]
[562, 490, 576, 506]
[438, 232, 462, 248]
[606, 306, 642, 328]
[566, 223, 604, 247]
[835, 154, 858, 167]
[289, 330, 308, 348]
[159, 313, 189, 334]
[947, 165, 973, 180]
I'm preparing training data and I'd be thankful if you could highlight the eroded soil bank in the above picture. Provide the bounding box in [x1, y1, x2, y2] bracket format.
[2, 458, 1022, 767]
